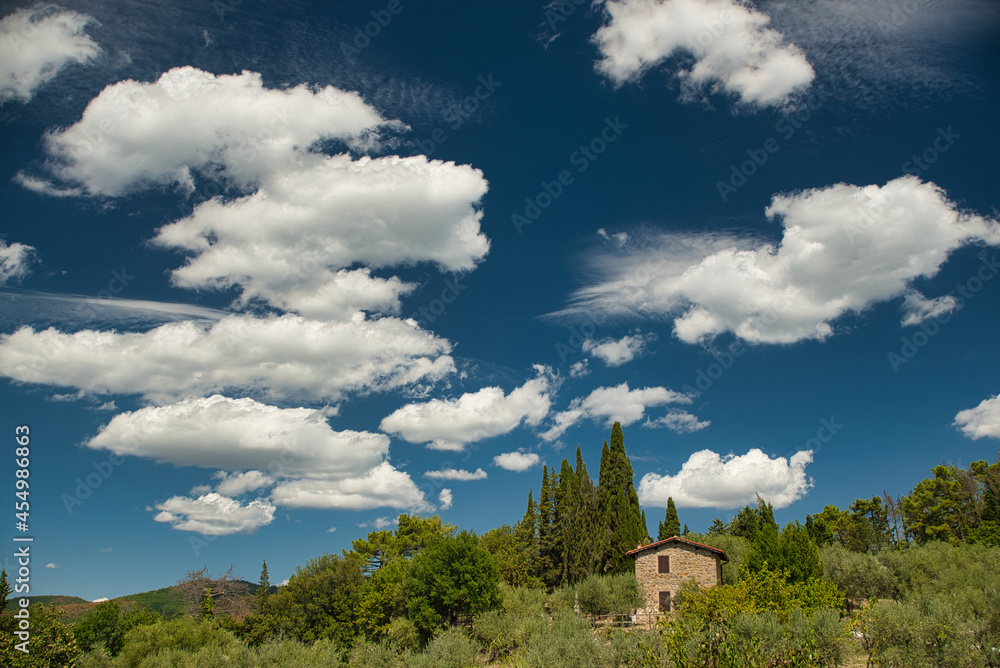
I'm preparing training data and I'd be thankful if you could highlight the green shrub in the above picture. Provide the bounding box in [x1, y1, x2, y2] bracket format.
[255, 638, 345, 667]
[416, 626, 479, 668]
[473, 608, 546, 661]
[604, 628, 669, 667]
[605, 573, 645, 615]
[820, 544, 896, 605]
[386, 616, 421, 652]
[497, 583, 547, 618]
[346, 638, 399, 668]
[575, 575, 610, 615]
[78, 647, 115, 668]
[115, 617, 239, 668]
[517, 612, 608, 668]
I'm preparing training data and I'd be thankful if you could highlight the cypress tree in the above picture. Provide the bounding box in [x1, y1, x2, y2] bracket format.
[516, 490, 541, 578]
[556, 458, 576, 584]
[516, 490, 537, 544]
[572, 446, 598, 581]
[659, 497, 681, 540]
[597, 422, 647, 574]
[538, 466, 553, 581]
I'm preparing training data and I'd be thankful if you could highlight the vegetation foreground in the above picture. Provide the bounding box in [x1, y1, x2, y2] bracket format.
[2, 424, 998, 667]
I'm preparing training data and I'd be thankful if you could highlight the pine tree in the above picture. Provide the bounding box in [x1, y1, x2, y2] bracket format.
[708, 518, 727, 535]
[658, 497, 681, 540]
[255, 560, 270, 613]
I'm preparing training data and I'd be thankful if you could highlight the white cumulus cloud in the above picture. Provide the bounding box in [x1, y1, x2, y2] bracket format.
[592, 0, 814, 107]
[380, 366, 553, 451]
[424, 468, 487, 481]
[87, 395, 431, 514]
[23, 67, 490, 319]
[541, 382, 691, 441]
[638, 448, 814, 509]
[583, 332, 654, 366]
[153, 493, 276, 535]
[565, 177, 1000, 344]
[438, 488, 453, 510]
[0, 314, 454, 404]
[645, 410, 710, 434]
[212, 470, 274, 497]
[272, 462, 432, 512]
[954, 394, 1000, 440]
[0, 6, 100, 104]
[493, 451, 541, 472]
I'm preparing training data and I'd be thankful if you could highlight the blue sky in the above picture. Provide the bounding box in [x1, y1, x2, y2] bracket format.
[1, 0, 999, 601]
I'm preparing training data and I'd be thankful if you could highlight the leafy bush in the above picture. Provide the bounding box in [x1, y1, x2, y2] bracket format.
[0, 604, 82, 668]
[413, 626, 479, 668]
[517, 612, 608, 668]
[346, 638, 400, 668]
[114, 617, 239, 668]
[604, 627, 669, 667]
[74, 600, 161, 656]
[575, 575, 610, 615]
[386, 616, 421, 652]
[255, 638, 344, 667]
[472, 607, 546, 661]
[820, 544, 896, 605]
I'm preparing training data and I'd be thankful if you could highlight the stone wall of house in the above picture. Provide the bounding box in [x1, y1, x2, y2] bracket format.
[633, 542, 722, 615]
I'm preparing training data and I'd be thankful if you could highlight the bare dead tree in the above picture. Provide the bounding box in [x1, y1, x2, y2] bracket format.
[176, 565, 250, 619]
[882, 490, 905, 547]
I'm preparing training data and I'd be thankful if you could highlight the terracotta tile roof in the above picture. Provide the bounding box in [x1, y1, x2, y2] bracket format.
[625, 536, 729, 562]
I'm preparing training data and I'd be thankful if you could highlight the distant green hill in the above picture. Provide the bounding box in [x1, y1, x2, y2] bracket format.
[29, 595, 90, 606]
[25, 579, 273, 623]
[115, 586, 187, 618]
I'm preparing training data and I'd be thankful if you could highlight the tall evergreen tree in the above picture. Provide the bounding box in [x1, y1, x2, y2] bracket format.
[555, 458, 576, 584]
[514, 490, 541, 580]
[707, 518, 728, 535]
[658, 497, 681, 540]
[538, 466, 553, 579]
[571, 446, 598, 581]
[255, 559, 270, 613]
[597, 422, 648, 574]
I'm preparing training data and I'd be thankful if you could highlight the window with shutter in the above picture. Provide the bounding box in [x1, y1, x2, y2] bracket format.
[658, 555, 670, 573]
[659, 591, 671, 612]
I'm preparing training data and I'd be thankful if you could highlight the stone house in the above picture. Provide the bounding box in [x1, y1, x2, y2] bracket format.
[626, 537, 729, 615]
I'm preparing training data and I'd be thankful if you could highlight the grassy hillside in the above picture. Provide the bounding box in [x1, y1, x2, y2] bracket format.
[114, 586, 187, 619]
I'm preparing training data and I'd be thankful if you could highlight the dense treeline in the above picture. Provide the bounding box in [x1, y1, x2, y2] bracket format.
[482, 422, 650, 589]
[1, 426, 998, 667]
